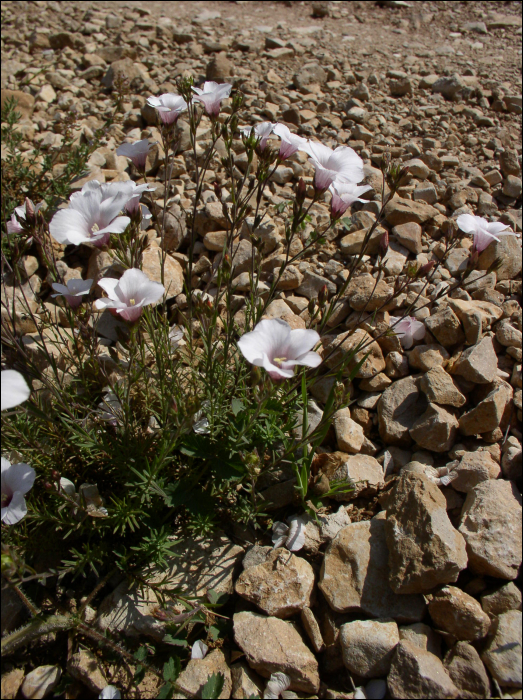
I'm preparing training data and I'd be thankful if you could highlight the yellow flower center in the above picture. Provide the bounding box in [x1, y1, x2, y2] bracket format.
[91, 223, 100, 233]
[273, 356, 287, 365]
[129, 298, 136, 305]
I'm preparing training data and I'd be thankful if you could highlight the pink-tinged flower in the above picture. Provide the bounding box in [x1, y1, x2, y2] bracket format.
[191, 640, 209, 660]
[146, 93, 189, 125]
[1, 370, 30, 411]
[94, 268, 165, 323]
[272, 516, 306, 551]
[49, 180, 132, 247]
[389, 315, 426, 350]
[51, 278, 94, 309]
[456, 214, 519, 253]
[238, 318, 321, 380]
[329, 181, 373, 218]
[241, 121, 276, 150]
[273, 123, 309, 160]
[303, 141, 364, 192]
[116, 139, 151, 170]
[140, 204, 152, 230]
[192, 81, 232, 118]
[1, 457, 35, 525]
[264, 672, 292, 699]
[6, 200, 43, 235]
[99, 687, 121, 700]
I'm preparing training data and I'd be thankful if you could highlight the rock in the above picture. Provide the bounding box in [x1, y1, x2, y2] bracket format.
[333, 407, 365, 453]
[409, 344, 450, 372]
[346, 273, 394, 311]
[451, 451, 501, 492]
[206, 53, 233, 81]
[481, 582, 523, 618]
[301, 607, 324, 653]
[502, 437, 522, 482]
[428, 586, 490, 641]
[392, 222, 423, 254]
[448, 299, 503, 345]
[295, 270, 336, 300]
[399, 623, 442, 657]
[409, 403, 459, 453]
[67, 650, 106, 693]
[318, 452, 384, 500]
[318, 505, 351, 541]
[453, 336, 498, 384]
[141, 246, 184, 298]
[176, 650, 232, 699]
[162, 207, 187, 251]
[390, 76, 412, 96]
[496, 320, 522, 348]
[264, 299, 305, 330]
[385, 471, 467, 594]
[341, 619, 399, 678]
[443, 642, 491, 699]
[377, 376, 426, 447]
[503, 175, 522, 199]
[482, 610, 522, 688]
[383, 240, 409, 275]
[98, 535, 243, 640]
[233, 611, 320, 693]
[1, 669, 24, 700]
[230, 662, 263, 699]
[325, 329, 386, 379]
[458, 381, 512, 435]
[425, 307, 466, 348]
[419, 366, 466, 407]
[432, 74, 464, 100]
[339, 226, 386, 255]
[478, 234, 522, 281]
[319, 516, 426, 621]
[235, 549, 314, 618]
[383, 197, 438, 226]
[458, 480, 522, 580]
[387, 640, 459, 699]
[293, 62, 327, 89]
[102, 58, 148, 90]
[21, 666, 61, 700]
[1, 89, 35, 119]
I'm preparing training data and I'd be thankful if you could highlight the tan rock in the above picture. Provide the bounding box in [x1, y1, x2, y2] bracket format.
[333, 407, 365, 453]
[378, 376, 426, 447]
[21, 666, 61, 700]
[453, 336, 498, 384]
[325, 329, 386, 379]
[264, 299, 305, 330]
[399, 623, 442, 657]
[67, 650, 106, 693]
[458, 380, 513, 435]
[1, 89, 35, 119]
[300, 607, 324, 653]
[481, 610, 522, 688]
[478, 234, 522, 281]
[481, 582, 522, 617]
[420, 366, 466, 407]
[233, 611, 320, 693]
[1, 669, 24, 700]
[388, 640, 459, 699]
[340, 619, 399, 678]
[230, 663, 264, 699]
[339, 226, 387, 255]
[392, 222, 423, 254]
[425, 306, 466, 348]
[428, 586, 490, 641]
[448, 300, 503, 345]
[176, 650, 232, 699]
[141, 246, 184, 298]
[346, 273, 394, 311]
[383, 197, 439, 226]
[451, 451, 501, 492]
[443, 642, 491, 699]
[409, 403, 459, 453]
[408, 344, 450, 371]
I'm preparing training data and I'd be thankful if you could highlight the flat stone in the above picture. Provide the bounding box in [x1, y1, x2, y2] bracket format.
[385, 471, 467, 594]
[388, 640, 460, 699]
[301, 607, 324, 653]
[377, 376, 426, 447]
[340, 619, 399, 678]
[409, 403, 459, 453]
[319, 515, 426, 621]
[235, 549, 314, 618]
[383, 197, 439, 226]
[453, 336, 498, 384]
[481, 610, 522, 688]
[21, 666, 61, 700]
[420, 366, 466, 407]
[459, 480, 522, 580]
[443, 642, 491, 699]
[451, 451, 500, 492]
[233, 611, 320, 693]
[448, 300, 502, 345]
[264, 299, 305, 330]
[1, 89, 35, 119]
[428, 586, 490, 641]
[176, 650, 232, 699]
[230, 663, 263, 699]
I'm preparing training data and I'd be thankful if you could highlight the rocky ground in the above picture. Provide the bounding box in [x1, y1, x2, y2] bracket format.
[1, 0, 522, 698]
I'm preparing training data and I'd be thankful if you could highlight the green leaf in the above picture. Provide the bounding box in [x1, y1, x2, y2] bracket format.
[341, 216, 352, 230]
[207, 589, 230, 607]
[201, 673, 225, 699]
[134, 645, 148, 662]
[231, 398, 245, 416]
[163, 656, 181, 682]
[208, 625, 221, 641]
[163, 634, 188, 648]
[156, 681, 173, 699]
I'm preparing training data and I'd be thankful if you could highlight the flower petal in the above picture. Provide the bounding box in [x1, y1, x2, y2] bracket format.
[285, 329, 320, 360]
[1, 491, 27, 525]
[3, 462, 36, 496]
[191, 640, 209, 659]
[97, 277, 120, 299]
[485, 221, 513, 235]
[49, 209, 90, 245]
[1, 370, 31, 411]
[456, 213, 480, 234]
[286, 517, 305, 551]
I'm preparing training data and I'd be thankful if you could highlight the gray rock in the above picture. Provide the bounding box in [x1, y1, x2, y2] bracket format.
[478, 234, 522, 281]
[453, 336, 498, 384]
[333, 407, 365, 453]
[419, 366, 466, 407]
[425, 307, 466, 348]
[432, 74, 465, 100]
[176, 650, 232, 699]
[481, 610, 522, 688]
[340, 619, 399, 678]
[458, 380, 513, 435]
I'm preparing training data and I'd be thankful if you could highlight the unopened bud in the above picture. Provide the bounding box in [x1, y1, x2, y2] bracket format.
[318, 284, 329, 306]
[213, 181, 222, 201]
[296, 177, 307, 205]
[379, 230, 389, 256]
[223, 253, 231, 272]
[418, 260, 436, 277]
[249, 366, 262, 387]
[51, 470, 60, 481]
[380, 152, 391, 173]
[24, 198, 35, 223]
[308, 298, 316, 314]
[43, 481, 53, 490]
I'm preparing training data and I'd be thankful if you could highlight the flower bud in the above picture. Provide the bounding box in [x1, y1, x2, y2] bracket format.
[379, 230, 389, 256]
[418, 260, 436, 277]
[43, 481, 53, 490]
[213, 181, 222, 202]
[308, 298, 316, 314]
[51, 470, 60, 481]
[296, 177, 307, 206]
[318, 284, 329, 306]
[24, 198, 36, 223]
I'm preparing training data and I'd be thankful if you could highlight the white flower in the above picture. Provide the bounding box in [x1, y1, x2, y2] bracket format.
[101, 180, 155, 216]
[146, 93, 189, 125]
[99, 686, 121, 699]
[241, 121, 276, 150]
[94, 268, 165, 323]
[264, 672, 295, 699]
[456, 214, 519, 253]
[192, 81, 232, 118]
[272, 516, 306, 552]
[140, 204, 152, 230]
[329, 181, 373, 218]
[302, 141, 364, 191]
[60, 477, 76, 496]
[272, 123, 309, 160]
[49, 180, 132, 247]
[389, 315, 426, 350]
[6, 200, 43, 235]
[1, 370, 30, 411]
[116, 139, 151, 169]
[191, 640, 209, 659]
[1, 457, 35, 525]
[169, 325, 184, 350]
[237, 318, 321, 380]
[51, 279, 93, 309]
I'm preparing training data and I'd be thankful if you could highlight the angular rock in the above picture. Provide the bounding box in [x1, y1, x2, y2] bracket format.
[428, 586, 490, 641]
[481, 610, 522, 688]
[325, 329, 386, 379]
[383, 197, 438, 226]
[339, 226, 387, 255]
[458, 381, 513, 435]
[346, 273, 393, 311]
[385, 471, 467, 594]
[230, 663, 264, 699]
[409, 403, 459, 453]
[399, 623, 442, 657]
[459, 480, 522, 580]
[481, 582, 523, 617]
[141, 246, 184, 298]
[340, 619, 399, 678]
[388, 640, 459, 699]
[443, 642, 491, 699]
[319, 515, 426, 621]
[233, 611, 320, 693]
[21, 666, 61, 700]
[453, 336, 498, 384]
[419, 366, 466, 407]
[392, 222, 423, 254]
[333, 407, 365, 453]
[425, 307, 466, 348]
[1, 669, 24, 700]
[378, 376, 426, 447]
[301, 607, 324, 653]
[67, 650, 106, 693]
[478, 233, 522, 281]
[234, 549, 314, 618]
[408, 344, 449, 372]
[295, 270, 336, 300]
[176, 650, 232, 699]
[432, 73, 465, 100]
[451, 451, 501, 492]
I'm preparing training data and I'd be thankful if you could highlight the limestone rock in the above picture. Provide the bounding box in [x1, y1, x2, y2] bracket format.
[325, 329, 386, 379]
[428, 586, 490, 641]
[233, 611, 320, 693]
[392, 222, 423, 254]
[300, 607, 324, 653]
[333, 407, 365, 453]
[176, 650, 232, 699]
[378, 376, 426, 447]
[230, 663, 264, 699]
[1, 669, 24, 700]
[399, 623, 442, 658]
[425, 307, 466, 348]
[481, 582, 523, 617]
[458, 480, 522, 580]
[409, 403, 459, 453]
[408, 344, 450, 372]
[141, 246, 184, 299]
[318, 452, 384, 500]
[458, 381, 513, 436]
[453, 336, 498, 384]
[234, 549, 314, 618]
[67, 650, 106, 693]
[419, 366, 466, 407]
[443, 642, 491, 699]
[478, 234, 522, 281]
[340, 619, 399, 678]
[346, 273, 394, 311]
[449, 300, 503, 345]
[451, 451, 501, 492]
[383, 197, 438, 226]
[295, 270, 336, 300]
[319, 516, 426, 621]
[385, 471, 467, 594]
[21, 666, 61, 700]
[481, 610, 522, 688]
[387, 640, 459, 699]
